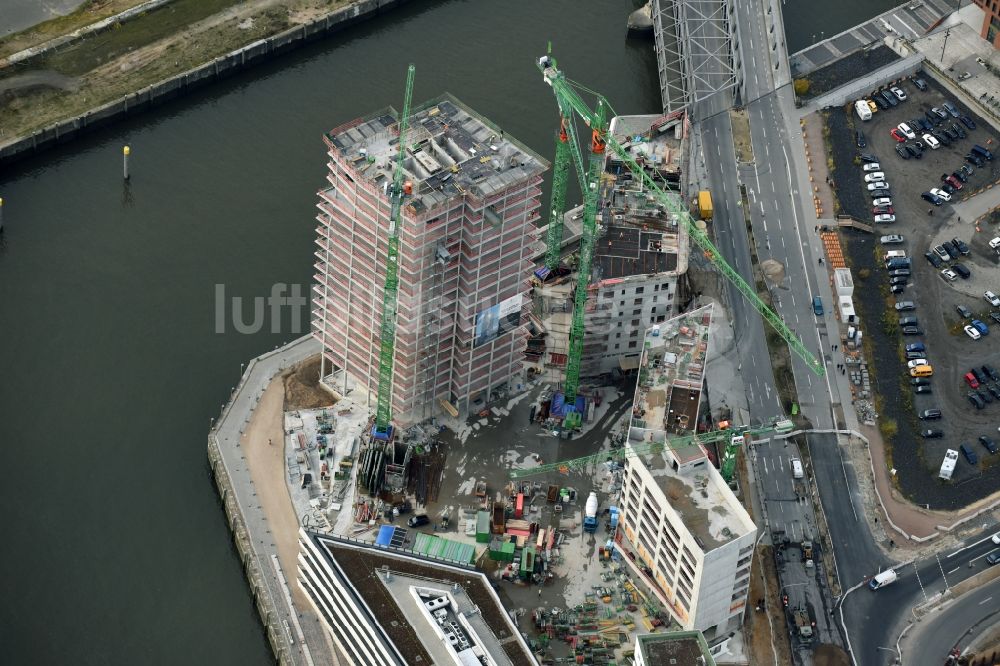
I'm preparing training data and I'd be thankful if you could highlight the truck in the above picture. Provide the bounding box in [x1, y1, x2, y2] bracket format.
[791, 458, 804, 479]
[939, 449, 959, 480]
[697, 190, 713, 220]
[793, 608, 814, 639]
[869, 569, 898, 590]
[583, 492, 599, 533]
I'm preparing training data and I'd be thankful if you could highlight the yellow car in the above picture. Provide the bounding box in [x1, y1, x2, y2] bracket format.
[867, 100, 878, 114]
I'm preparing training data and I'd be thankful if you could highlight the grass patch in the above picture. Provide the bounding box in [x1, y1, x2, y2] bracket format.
[730, 108, 754, 163]
[0, 0, 150, 60]
[28, 0, 241, 77]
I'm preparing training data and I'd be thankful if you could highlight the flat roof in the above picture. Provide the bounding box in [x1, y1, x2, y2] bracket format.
[627, 305, 756, 550]
[593, 114, 688, 281]
[326, 95, 548, 215]
[308, 532, 535, 666]
[637, 631, 716, 666]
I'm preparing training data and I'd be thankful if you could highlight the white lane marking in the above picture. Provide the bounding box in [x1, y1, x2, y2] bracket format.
[947, 566, 960, 575]
[980, 597, 993, 606]
[947, 533, 997, 558]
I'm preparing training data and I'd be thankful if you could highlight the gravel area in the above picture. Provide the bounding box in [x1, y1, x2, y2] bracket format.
[824, 74, 1000, 509]
[800, 46, 900, 99]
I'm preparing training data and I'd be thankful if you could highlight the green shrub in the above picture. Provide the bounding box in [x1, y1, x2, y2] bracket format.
[794, 78, 810, 96]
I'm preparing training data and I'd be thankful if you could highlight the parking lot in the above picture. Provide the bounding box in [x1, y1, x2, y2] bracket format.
[826, 72, 1000, 503]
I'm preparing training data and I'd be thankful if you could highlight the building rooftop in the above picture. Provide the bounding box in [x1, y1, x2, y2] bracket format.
[636, 631, 716, 666]
[593, 114, 688, 282]
[326, 94, 548, 215]
[626, 305, 756, 550]
[306, 531, 535, 666]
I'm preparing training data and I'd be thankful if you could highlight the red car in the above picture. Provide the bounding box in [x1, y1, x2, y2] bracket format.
[890, 128, 906, 142]
[944, 175, 963, 190]
[965, 372, 980, 389]
[873, 206, 895, 215]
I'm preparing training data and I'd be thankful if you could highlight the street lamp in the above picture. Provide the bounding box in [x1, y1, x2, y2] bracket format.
[876, 646, 901, 664]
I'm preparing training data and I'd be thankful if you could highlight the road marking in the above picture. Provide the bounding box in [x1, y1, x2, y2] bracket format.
[763, 218, 768, 232]
[947, 566, 960, 574]
[980, 596, 993, 606]
[771, 181, 776, 194]
[947, 533, 997, 558]
[935, 553, 951, 591]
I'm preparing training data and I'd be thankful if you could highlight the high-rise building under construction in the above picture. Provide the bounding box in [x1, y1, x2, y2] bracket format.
[313, 95, 549, 425]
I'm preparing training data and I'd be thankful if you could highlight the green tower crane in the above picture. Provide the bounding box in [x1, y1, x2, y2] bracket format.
[509, 418, 794, 480]
[372, 64, 416, 441]
[536, 53, 824, 417]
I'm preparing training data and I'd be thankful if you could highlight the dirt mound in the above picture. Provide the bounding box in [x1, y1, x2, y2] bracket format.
[813, 643, 851, 666]
[282, 355, 335, 411]
[760, 258, 785, 283]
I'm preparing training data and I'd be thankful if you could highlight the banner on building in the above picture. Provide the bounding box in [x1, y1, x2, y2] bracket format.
[473, 294, 522, 348]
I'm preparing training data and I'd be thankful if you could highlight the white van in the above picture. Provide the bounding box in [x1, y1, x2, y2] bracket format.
[869, 569, 898, 590]
[883, 250, 906, 263]
[855, 100, 872, 121]
[791, 458, 804, 479]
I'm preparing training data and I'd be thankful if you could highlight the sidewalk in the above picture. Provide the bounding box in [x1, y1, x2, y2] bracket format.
[211, 335, 338, 666]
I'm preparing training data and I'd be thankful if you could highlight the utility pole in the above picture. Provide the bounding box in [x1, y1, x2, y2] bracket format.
[940, 28, 950, 64]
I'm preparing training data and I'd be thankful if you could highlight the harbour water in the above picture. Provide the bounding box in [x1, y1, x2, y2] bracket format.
[0, 0, 902, 662]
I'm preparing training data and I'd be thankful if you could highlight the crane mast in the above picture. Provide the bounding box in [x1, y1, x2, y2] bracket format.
[373, 64, 415, 441]
[537, 53, 825, 411]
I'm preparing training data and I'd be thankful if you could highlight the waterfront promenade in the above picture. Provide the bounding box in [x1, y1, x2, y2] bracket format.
[208, 335, 339, 666]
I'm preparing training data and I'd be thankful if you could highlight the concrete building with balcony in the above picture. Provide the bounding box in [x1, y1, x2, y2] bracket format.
[297, 530, 536, 666]
[529, 112, 689, 382]
[314, 96, 548, 424]
[616, 307, 757, 639]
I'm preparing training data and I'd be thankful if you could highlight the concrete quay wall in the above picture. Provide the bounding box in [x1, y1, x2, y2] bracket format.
[206, 335, 322, 666]
[0, 0, 416, 167]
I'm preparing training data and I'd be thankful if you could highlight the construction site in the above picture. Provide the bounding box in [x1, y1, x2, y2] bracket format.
[276, 54, 836, 666]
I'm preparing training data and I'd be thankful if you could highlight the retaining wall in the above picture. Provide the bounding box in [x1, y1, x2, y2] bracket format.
[809, 54, 925, 109]
[0, 0, 415, 167]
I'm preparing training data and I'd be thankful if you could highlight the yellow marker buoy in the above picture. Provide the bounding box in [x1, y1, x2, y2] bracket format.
[123, 145, 131, 180]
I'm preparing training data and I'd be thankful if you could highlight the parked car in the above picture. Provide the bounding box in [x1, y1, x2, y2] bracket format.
[960, 443, 978, 465]
[943, 102, 960, 117]
[929, 187, 951, 201]
[925, 110, 939, 126]
[907, 359, 929, 369]
[944, 175, 963, 190]
[934, 245, 951, 262]
[965, 372, 981, 389]
[985, 291, 1000, 307]
[890, 128, 906, 142]
[921, 429, 944, 439]
[913, 78, 928, 91]
[895, 144, 910, 159]
[812, 296, 824, 315]
[880, 233, 903, 244]
[992, 312, 1000, 325]
[883, 90, 899, 107]
[979, 436, 999, 454]
[867, 181, 889, 191]
[914, 384, 932, 394]
[965, 325, 982, 340]
[868, 100, 879, 114]
[960, 164, 974, 178]
[860, 152, 879, 163]
[864, 172, 885, 183]
[911, 377, 931, 386]
[978, 389, 992, 404]
[889, 276, 908, 286]
[984, 364, 1000, 381]
[408, 514, 430, 528]
[875, 214, 896, 224]
[917, 117, 933, 131]
[953, 263, 971, 279]
[942, 241, 959, 258]
[969, 392, 985, 409]
[890, 284, 906, 295]
[889, 269, 911, 278]
[942, 268, 958, 281]
[989, 385, 1000, 401]
[972, 144, 994, 161]
[905, 351, 925, 361]
[892, 86, 908, 101]
[988, 551, 1000, 566]
[941, 183, 956, 196]
[923, 134, 941, 149]
[897, 123, 916, 139]
[905, 342, 925, 353]
[863, 162, 881, 172]
[925, 251, 943, 268]
[960, 115, 976, 129]
[967, 153, 985, 167]
[899, 316, 918, 327]
[875, 95, 890, 110]
[972, 319, 989, 335]
[951, 123, 967, 139]
[918, 409, 942, 420]
[922, 191, 943, 206]
[951, 238, 970, 255]
[972, 367, 988, 384]
[952, 169, 969, 183]
[870, 188, 891, 199]
[956, 304, 972, 318]
[874, 205, 895, 216]
[933, 130, 951, 146]
[943, 127, 959, 141]
[931, 106, 949, 119]
[856, 130, 867, 148]
[902, 326, 923, 335]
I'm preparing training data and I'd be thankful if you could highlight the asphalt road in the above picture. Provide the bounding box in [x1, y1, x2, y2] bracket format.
[906, 574, 1000, 665]
[843, 529, 1000, 664]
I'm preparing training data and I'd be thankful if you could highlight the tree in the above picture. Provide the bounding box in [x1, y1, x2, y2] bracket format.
[793, 79, 811, 96]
